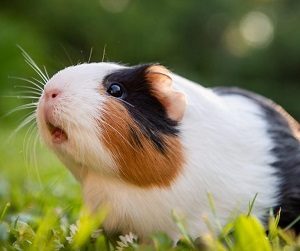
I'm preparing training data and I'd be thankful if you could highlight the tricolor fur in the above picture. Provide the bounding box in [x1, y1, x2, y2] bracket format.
[36, 62, 300, 240]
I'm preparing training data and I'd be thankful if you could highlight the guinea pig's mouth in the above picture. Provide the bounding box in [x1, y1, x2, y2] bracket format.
[47, 122, 68, 143]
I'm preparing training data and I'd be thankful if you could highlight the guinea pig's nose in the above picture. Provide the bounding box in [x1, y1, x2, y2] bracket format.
[44, 88, 61, 101]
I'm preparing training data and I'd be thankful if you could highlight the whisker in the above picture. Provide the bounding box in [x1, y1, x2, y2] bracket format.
[88, 47, 93, 63]
[23, 121, 36, 162]
[23, 121, 37, 177]
[18, 46, 49, 83]
[43, 65, 50, 80]
[3, 103, 37, 117]
[32, 77, 47, 87]
[9, 76, 43, 91]
[99, 117, 137, 152]
[2, 95, 40, 100]
[79, 50, 85, 65]
[14, 90, 42, 96]
[24, 55, 48, 84]
[97, 118, 134, 178]
[101, 44, 107, 62]
[32, 130, 42, 186]
[115, 97, 135, 108]
[60, 44, 74, 65]
[24, 122, 42, 187]
[9, 112, 36, 140]
[101, 108, 130, 126]
[59, 110, 87, 165]
[14, 85, 42, 93]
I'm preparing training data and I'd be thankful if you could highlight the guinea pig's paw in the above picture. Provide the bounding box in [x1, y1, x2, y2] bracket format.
[146, 65, 187, 122]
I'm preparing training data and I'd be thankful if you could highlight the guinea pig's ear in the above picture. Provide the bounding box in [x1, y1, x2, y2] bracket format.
[145, 65, 186, 122]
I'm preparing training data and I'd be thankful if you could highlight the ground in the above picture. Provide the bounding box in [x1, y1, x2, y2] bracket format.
[0, 128, 299, 250]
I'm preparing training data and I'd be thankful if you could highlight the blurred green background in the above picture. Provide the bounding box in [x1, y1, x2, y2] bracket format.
[1, 0, 300, 125]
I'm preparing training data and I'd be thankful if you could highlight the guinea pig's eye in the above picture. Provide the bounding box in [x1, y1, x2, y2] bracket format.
[107, 83, 126, 98]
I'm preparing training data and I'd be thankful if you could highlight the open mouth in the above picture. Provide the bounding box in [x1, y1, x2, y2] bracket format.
[47, 122, 68, 143]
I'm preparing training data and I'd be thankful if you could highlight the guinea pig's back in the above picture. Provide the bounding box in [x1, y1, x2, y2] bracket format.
[213, 87, 300, 232]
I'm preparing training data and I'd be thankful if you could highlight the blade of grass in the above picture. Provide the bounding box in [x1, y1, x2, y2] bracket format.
[247, 193, 258, 217]
[0, 203, 10, 221]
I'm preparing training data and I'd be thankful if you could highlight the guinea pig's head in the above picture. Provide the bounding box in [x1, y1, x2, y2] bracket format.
[37, 62, 186, 187]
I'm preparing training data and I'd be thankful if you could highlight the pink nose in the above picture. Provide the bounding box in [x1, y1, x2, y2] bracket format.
[43, 88, 61, 123]
[44, 88, 61, 101]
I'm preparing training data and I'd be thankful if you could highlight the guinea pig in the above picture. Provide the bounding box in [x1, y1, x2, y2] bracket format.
[36, 62, 300, 240]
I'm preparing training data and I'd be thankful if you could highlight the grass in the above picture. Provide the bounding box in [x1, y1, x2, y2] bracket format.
[0, 128, 300, 251]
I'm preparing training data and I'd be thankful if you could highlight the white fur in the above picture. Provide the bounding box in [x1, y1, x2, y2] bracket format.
[37, 63, 280, 240]
[37, 63, 122, 178]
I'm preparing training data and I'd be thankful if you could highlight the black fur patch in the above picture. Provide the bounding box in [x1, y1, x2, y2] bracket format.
[214, 87, 300, 233]
[103, 64, 179, 153]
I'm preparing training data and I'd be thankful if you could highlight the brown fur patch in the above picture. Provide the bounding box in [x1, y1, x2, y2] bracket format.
[146, 65, 186, 122]
[100, 99, 185, 187]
